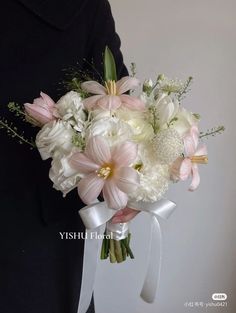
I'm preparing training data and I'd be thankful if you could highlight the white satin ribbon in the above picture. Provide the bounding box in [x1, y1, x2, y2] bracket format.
[128, 199, 176, 302]
[77, 198, 176, 313]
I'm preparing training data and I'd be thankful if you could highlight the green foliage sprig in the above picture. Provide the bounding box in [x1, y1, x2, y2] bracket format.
[200, 125, 225, 139]
[0, 118, 36, 148]
[177, 76, 193, 101]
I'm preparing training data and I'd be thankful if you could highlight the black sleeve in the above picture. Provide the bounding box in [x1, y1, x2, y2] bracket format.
[85, 0, 128, 80]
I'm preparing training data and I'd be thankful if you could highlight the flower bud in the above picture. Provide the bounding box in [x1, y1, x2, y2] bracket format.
[142, 79, 153, 95]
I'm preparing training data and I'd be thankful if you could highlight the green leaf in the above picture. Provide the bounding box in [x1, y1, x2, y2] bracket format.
[104, 46, 117, 82]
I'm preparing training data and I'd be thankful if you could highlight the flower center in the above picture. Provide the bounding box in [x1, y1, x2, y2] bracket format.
[97, 166, 112, 179]
[134, 163, 143, 172]
[105, 80, 117, 96]
[190, 155, 208, 164]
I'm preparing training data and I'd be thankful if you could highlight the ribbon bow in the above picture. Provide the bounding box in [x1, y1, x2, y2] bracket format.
[77, 199, 176, 313]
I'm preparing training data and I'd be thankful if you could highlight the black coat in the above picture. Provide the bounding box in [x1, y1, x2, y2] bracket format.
[0, 1, 127, 312]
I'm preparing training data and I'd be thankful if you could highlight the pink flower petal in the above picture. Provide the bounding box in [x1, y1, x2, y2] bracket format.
[85, 136, 111, 166]
[69, 152, 100, 174]
[195, 144, 207, 156]
[119, 95, 145, 110]
[24, 103, 54, 125]
[115, 167, 139, 193]
[40, 92, 55, 107]
[81, 81, 107, 95]
[189, 163, 200, 191]
[179, 158, 192, 180]
[97, 95, 121, 110]
[103, 179, 128, 210]
[111, 141, 137, 167]
[190, 125, 199, 150]
[77, 173, 104, 204]
[170, 157, 192, 181]
[83, 95, 104, 110]
[183, 134, 196, 157]
[116, 76, 140, 94]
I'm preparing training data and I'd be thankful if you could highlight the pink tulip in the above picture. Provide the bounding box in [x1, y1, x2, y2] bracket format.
[24, 92, 58, 126]
[69, 136, 139, 210]
[170, 126, 208, 191]
[81, 76, 145, 111]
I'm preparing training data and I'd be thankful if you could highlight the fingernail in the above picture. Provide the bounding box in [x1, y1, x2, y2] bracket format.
[111, 218, 121, 223]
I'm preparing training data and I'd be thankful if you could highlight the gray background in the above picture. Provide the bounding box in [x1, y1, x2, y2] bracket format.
[94, 1, 236, 312]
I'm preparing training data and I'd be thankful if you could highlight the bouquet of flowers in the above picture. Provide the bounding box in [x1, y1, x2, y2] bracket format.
[0, 47, 224, 264]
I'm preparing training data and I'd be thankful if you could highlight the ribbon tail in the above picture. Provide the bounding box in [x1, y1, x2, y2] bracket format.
[140, 216, 162, 303]
[77, 225, 105, 313]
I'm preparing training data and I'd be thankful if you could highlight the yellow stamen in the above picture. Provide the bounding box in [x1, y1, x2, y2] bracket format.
[105, 80, 117, 95]
[190, 155, 208, 164]
[97, 166, 112, 179]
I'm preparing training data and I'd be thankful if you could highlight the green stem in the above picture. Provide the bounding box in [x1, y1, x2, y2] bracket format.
[104, 236, 109, 258]
[120, 241, 127, 261]
[109, 239, 117, 263]
[100, 237, 109, 260]
[122, 235, 134, 259]
[114, 240, 124, 263]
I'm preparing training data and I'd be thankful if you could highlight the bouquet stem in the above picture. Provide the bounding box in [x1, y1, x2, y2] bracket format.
[100, 231, 134, 263]
[109, 239, 117, 263]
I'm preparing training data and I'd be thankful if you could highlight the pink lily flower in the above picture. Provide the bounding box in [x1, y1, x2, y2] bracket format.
[69, 136, 139, 210]
[81, 76, 145, 111]
[170, 126, 208, 191]
[24, 92, 59, 126]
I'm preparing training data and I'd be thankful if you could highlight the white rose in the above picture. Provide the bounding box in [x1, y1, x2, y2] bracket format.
[49, 150, 81, 196]
[87, 116, 133, 146]
[154, 94, 179, 127]
[170, 107, 199, 137]
[115, 108, 154, 142]
[127, 118, 154, 142]
[36, 120, 74, 160]
[56, 91, 87, 131]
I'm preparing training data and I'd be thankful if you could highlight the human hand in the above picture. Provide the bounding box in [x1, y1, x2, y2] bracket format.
[111, 207, 140, 224]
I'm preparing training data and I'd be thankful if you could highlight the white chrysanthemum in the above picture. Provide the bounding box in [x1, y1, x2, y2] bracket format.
[153, 128, 184, 164]
[129, 166, 169, 202]
[56, 91, 87, 131]
[49, 150, 81, 196]
[36, 120, 75, 160]
[129, 143, 169, 202]
[86, 116, 134, 146]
